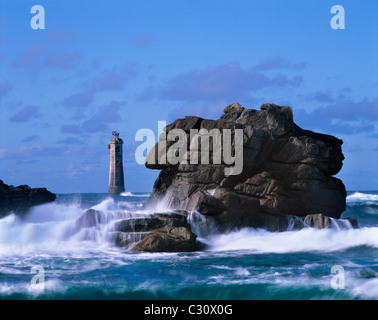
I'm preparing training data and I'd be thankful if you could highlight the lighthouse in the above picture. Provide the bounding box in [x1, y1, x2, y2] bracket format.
[108, 131, 125, 195]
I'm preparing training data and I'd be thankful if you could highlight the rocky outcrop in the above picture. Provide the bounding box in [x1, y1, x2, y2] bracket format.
[0, 180, 56, 218]
[74, 209, 200, 252]
[117, 212, 199, 252]
[144, 103, 349, 232]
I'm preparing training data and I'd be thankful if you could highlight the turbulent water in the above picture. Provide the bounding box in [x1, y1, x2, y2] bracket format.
[0, 191, 377, 300]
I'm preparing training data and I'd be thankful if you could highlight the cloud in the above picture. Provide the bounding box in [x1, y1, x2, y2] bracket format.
[91, 63, 138, 92]
[63, 91, 94, 108]
[60, 124, 83, 134]
[60, 63, 137, 109]
[294, 97, 378, 134]
[43, 52, 81, 68]
[318, 98, 378, 122]
[43, 30, 74, 43]
[22, 135, 41, 142]
[157, 62, 303, 101]
[57, 137, 84, 145]
[311, 90, 335, 103]
[12, 45, 45, 69]
[0, 81, 12, 97]
[0, 144, 69, 160]
[92, 72, 123, 91]
[82, 101, 122, 133]
[99, 101, 122, 122]
[13, 44, 81, 71]
[9, 105, 40, 122]
[129, 34, 154, 48]
[168, 100, 225, 121]
[65, 163, 93, 179]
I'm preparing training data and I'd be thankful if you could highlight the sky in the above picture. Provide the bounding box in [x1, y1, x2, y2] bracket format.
[0, 0, 377, 193]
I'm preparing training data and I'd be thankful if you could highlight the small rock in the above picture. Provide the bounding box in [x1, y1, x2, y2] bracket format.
[132, 225, 197, 252]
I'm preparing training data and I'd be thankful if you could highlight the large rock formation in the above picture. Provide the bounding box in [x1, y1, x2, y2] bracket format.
[0, 180, 56, 218]
[144, 103, 347, 232]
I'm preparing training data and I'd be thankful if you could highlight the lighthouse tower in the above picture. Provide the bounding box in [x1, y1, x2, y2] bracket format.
[108, 131, 125, 195]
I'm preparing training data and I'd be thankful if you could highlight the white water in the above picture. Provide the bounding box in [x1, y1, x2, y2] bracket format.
[0, 197, 377, 257]
[120, 192, 151, 197]
[0, 194, 378, 300]
[204, 226, 378, 253]
[347, 192, 378, 203]
[0, 199, 151, 255]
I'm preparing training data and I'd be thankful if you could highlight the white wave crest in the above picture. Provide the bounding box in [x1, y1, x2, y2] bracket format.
[120, 192, 150, 197]
[205, 227, 378, 254]
[0, 197, 150, 255]
[347, 192, 378, 203]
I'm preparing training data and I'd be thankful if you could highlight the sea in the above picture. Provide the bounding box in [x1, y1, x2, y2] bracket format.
[0, 190, 377, 300]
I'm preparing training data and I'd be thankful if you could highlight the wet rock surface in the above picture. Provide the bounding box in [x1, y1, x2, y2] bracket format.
[144, 103, 350, 232]
[75, 209, 201, 252]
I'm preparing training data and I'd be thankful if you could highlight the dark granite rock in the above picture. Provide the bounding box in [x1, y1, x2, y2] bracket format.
[114, 211, 200, 252]
[0, 180, 56, 218]
[144, 103, 349, 232]
[131, 224, 198, 252]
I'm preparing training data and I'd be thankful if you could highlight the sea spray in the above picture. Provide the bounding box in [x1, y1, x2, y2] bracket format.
[0, 192, 378, 300]
[0, 194, 151, 254]
[187, 211, 219, 237]
[347, 192, 378, 203]
[205, 226, 378, 253]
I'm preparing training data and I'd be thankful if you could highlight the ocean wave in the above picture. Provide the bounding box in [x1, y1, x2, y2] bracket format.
[120, 192, 150, 197]
[0, 198, 150, 255]
[204, 227, 378, 254]
[347, 192, 378, 203]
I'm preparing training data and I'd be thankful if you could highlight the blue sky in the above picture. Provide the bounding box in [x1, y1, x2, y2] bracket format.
[0, 0, 377, 193]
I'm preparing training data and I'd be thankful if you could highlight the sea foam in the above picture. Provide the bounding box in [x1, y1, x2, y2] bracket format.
[205, 226, 378, 254]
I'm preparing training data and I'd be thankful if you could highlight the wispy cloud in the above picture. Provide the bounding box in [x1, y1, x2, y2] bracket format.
[12, 44, 45, 69]
[0, 144, 70, 160]
[295, 97, 378, 134]
[43, 52, 81, 68]
[22, 135, 41, 143]
[0, 81, 12, 97]
[9, 105, 41, 122]
[63, 91, 94, 108]
[152, 61, 303, 101]
[43, 30, 74, 43]
[13, 44, 81, 71]
[82, 101, 122, 133]
[60, 124, 83, 134]
[57, 137, 84, 145]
